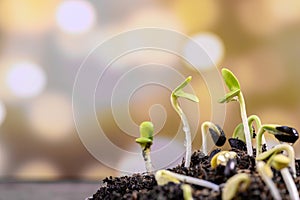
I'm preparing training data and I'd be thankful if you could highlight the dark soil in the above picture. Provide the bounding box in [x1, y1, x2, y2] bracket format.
[90, 148, 300, 200]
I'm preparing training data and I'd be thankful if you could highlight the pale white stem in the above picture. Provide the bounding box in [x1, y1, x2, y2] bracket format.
[164, 170, 220, 191]
[143, 148, 153, 173]
[238, 93, 253, 156]
[181, 112, 192, 168]
[281, 168, 299, 200]
[257, 161, 282, 200]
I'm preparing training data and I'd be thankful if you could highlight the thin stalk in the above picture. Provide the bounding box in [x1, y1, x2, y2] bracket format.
[281, 168, 299, 200]
[180, 111, 192, 168]
[248, 115, 267, 147]
[142, 144, 153, 173]
[257, 161, 282, 200]
[163, 170, 220, 191]
[238, 93, 253, 156]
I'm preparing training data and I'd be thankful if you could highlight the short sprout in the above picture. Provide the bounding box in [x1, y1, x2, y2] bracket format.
[219, 68, 253, 156]
[201, 121, 226, 155]
[181, 184, 193, 200]
[155, 170, 180, 185]
[155, 170, 220, 191]
[222, 173, 250, 200]
[135, 121, 153, 146]
[135, 121, 154, 173]
[256, 124, 299, 157]
[256, 161, 281, 200]
[256, 143, 296, 178]
[210, 151, 237, 169]
[256, 144, 299, 200]
[171, 76, 199, 168]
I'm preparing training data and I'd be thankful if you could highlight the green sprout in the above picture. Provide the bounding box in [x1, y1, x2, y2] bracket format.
[256, 124, 299, 158]
[231, 115, 266, 149]
[256, 143, 296, 178]
[256, 161, 281, 200]
[155, 169, 220, 191]
[171, 76, 199, 168]
[201, 121, 226, 155]
[210, 151, 237, 169]
[181, 184, 193, 200]
[256, 144, 299, 200]
[219, 68, 253, 156]
[135, 121, 154, 173]
[222, 173, 251, 200]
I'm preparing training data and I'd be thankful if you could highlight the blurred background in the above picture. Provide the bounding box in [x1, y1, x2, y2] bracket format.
[0, 0, 300, 181]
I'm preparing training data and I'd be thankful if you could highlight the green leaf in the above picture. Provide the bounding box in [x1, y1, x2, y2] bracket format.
[174, 90, 199, 102]
[135, 137, 152, 144]
[172, 76, 192, 95]
[221, 68, 241, 91]
[218, 89, 240, 103]
[139, 121, 154, 140]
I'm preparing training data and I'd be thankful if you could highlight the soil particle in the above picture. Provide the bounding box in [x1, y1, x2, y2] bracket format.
[91, 148, 300, 199]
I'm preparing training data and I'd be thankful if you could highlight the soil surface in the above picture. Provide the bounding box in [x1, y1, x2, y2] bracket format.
[90, 148, 300, 200]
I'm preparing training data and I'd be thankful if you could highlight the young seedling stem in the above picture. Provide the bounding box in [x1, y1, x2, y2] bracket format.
[219, 68, 253, 156]
[222, 173, 250, 200]
[171, 76, 199, 168]
[256, 124, 299, 163]
[155, 170, 220, 191]
[257, 161, 282, 200]
[201, 121, 226, 155]
[257, 145, 299, 200]
[135, 121, 154, 173]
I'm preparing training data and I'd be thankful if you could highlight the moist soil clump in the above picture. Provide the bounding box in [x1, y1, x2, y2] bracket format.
[90, 148, 300, 199]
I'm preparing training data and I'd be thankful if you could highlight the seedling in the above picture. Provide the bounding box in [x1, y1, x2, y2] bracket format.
[181, 184, 193, 200]
[201, 121, 226, 155]
[256, 161, 281, 200]
[256, 124, 299, 158]
[171, 76, 199, 168]
[210, 151, 237, 169]
[135, 121, 154, 173]
[256, 144, 299, 200]
[256, 143, 296, 178]
[219, 68, 253, 156]
[155, 170, 220, 191]
[230, 115, 266, 150]
[222, 173, 250, 200]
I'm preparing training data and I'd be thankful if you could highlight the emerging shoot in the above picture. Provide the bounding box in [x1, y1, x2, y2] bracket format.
[171, 76, 199, 168]
[210, 151, 237, 169]
[201, 121, 226, 155]
[219, 68, 253, 156]
[257, 144, 299, 200]
[181, 184, 193, 200]
[155, 170, 219, 191]
[222, 173, 250, 200]
[256, 124, 299, 158]
[230, 115, 266, 151]
[256, 161, 281, 200]
[135, 121, 154, 173]
[256, 143, 296, 178]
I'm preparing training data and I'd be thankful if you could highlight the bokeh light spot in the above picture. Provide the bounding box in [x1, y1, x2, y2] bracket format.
[14, 160, 60, 180]
[184, 33, 224, 69]
[5, 62, 46, 98]
[28, 92, 74, 142]
[0, 0, 59, 34]
[55, 0, 96, 34]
